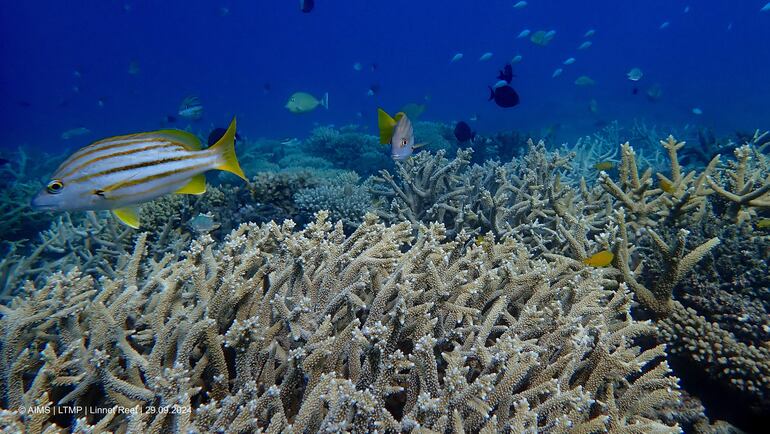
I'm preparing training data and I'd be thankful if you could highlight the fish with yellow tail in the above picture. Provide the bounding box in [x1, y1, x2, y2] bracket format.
[31, 117, 246, 229]
[583, 250, 614, 267]
[377, 108, 422, 160]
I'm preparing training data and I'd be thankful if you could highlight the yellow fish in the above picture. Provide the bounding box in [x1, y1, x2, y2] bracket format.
[32, 118, 245, 229]
[659, 179, 675, 194]
[594, 161, 614, 171]
[757, 218, 770, 229]
[583, 250, 614, 267]
[285, 91, 329, 114]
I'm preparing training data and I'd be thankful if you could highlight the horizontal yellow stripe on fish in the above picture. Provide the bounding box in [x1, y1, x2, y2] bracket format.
[58, 142, 182, 179]
[97, 163, 211, 201]
[68, 152, 211, 185]
[56, 137, 157, 174]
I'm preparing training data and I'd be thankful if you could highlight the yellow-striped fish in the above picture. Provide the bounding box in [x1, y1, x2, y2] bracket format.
[31, 118, 245, 228]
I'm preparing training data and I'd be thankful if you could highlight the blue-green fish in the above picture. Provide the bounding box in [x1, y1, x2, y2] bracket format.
[32, 118, 245, 228]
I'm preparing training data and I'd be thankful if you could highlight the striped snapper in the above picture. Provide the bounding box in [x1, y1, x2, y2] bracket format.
[32, 117, 245, 229]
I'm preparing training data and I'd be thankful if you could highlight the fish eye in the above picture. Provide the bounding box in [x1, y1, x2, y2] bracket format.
[46, 179, 64, 194]
[401, 138, 408, 147]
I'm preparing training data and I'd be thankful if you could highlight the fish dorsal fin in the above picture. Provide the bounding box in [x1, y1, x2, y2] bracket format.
[113, 207, 140, 228]
[377, 108, 397, 144]
[175, 174, 207, 195]
[154, 129, 202, 150]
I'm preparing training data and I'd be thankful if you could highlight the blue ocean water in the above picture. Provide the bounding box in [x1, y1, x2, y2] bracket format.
[2, 0, 769, 152]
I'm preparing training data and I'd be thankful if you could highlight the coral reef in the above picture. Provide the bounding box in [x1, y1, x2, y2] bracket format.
[2, 118, 769, 432]
[294, 171, 372, 229]
[0, 212, 683, 433]
[303, 125, 390, 175]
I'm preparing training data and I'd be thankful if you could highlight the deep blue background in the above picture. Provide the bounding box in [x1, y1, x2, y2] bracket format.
[1, 0, 769, 152]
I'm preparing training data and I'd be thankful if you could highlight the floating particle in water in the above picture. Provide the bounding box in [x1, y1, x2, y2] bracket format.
[563, 57, 575, 65]
[578, 41, 592, 50]
[552, 68, 563, 78]
[517, 29, 531, 38]
[450, 52, 463, 63]
[692, 107, 703, 115]
[479, 52, 493, 61]
[513, 1, 527, 10]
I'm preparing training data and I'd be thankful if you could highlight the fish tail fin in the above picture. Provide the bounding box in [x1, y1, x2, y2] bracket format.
[210, 117, 247, 181]
[320, 92, 329, 109]
[488, 87, 495, 101]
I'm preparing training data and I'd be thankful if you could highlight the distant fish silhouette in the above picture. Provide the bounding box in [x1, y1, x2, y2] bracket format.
[488, 85, 519, 108]
[301, 0, 314, 13]
[497, 64, 514, 83]
[454, 121, 475, 142]
[208, 127, 242, 147]
[367, 83, 381, 97]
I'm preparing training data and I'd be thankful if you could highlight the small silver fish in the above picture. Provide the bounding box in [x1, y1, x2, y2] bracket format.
[32, 118, 245, 228]
[61, 127, 91, 140]
[188, 212, 220, 234]
[178, 95, 203, 120]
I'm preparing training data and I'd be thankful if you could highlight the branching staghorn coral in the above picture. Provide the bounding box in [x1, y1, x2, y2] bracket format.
[370, 141, 612, 258]
[0, 212, 683, 433]
[0, 210, 189, 299]
[612, 209, 719, 317]
[294, 171, 372, 229]
[704, 144, 770, 224]
[369, 148, 473, 233]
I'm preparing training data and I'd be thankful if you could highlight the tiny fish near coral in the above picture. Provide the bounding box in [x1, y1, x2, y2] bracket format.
[583, 250, 614, 267]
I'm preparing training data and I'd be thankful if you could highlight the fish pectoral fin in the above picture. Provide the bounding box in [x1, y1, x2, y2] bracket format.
[113, 207, 141, 229]
[377, 108, 397, 145]
[175, 174, 207, 195]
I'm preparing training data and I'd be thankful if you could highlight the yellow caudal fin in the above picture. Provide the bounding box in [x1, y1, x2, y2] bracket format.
[377, 108, 397, 144]
[113, 207, 140, 228]
[209, 117, 246, 181]
[175, 173, 207, 194]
